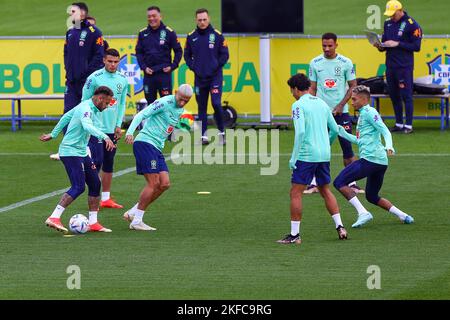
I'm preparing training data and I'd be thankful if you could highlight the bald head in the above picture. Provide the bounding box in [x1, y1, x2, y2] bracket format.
[175, 84, 193, 107]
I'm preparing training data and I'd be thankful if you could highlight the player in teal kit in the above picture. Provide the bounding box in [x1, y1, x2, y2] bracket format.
[278, 73, 348, 244]
[40, 86, 116, 233]
[306, 33, 362, 194]
[82, 48, 128, 209]
[123, 84, 193, 231]
[333, 85, 414, 227]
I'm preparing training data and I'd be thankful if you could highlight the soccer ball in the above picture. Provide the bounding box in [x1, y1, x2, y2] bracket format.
[69, 214, 89, 234]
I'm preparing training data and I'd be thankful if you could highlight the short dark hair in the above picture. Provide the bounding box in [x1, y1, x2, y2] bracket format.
[104, 48, 120, 58]
[352, 85, 371, 99]
[94, 86, 114, 97]
[287, 73, 311, 91]
[72, 2, 88, 14]
[86, 15, 96, 23]
[196, 8, 209, 16]
[147, 6, 160, 12]
[322, 32, 337, 42]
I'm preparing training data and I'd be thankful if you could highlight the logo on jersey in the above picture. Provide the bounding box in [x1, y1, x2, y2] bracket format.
[209, 33, 215, 48]
[335, 67, 341, 76]
[83, 111, 91, 118]
[117, 83, 123, 94]
[166, 125, 174, 134]
[373, 114, 379, 122]
[160, 30, 167, 45]
[426, 54, 450, 88]
[324, 79, 337, 89]
[118, 54, 143, 97]
[151, 160, 157, 170]
[109, 97, 117, 106]
[292, 107, 300, 120]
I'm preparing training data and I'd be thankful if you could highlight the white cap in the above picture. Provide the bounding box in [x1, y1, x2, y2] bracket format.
[178, 84, 193, 97]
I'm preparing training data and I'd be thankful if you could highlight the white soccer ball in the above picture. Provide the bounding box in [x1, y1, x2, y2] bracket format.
[69, 214, 89, 234]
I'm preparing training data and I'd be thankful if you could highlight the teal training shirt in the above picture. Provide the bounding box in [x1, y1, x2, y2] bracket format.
[338, 104, 394, 165]
[82, 68, 128, 134]
[309, 53, 356, 113]
[126, 95, 184, 152]
[51, 100, 109, 157]
[291, 93, 339, 163]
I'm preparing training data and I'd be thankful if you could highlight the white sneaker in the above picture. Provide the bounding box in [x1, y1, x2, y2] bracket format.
[129, 221, 157, 231]
[123, 211, 134, 222]
[50, 153, 60, 161]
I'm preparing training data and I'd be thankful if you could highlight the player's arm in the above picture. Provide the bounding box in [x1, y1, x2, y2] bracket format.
[398, 23, 422, 52]
[218, 34, 229, 68]
[50, 108, 76, 139]
[337, 125, 357, 144]
[125, 101, 165, 138]
[80, 112, 108, 141]
[369, 111, 395, 154]
[135, 32, 147, 71]
[308, 62, 317, 95]
[115, 81, 128, 140]
[170, 31, 183, 70]
[289, 106, 305, 170]
[87, 29, 105, 76]
[81, 75, 96, 101]
[183, 36, 194, 71]
[327, 110, 339, 144]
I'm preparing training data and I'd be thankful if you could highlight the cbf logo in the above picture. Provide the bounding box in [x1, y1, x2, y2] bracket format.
[209, 33, 215, 49]
[427, 54, 450, 87]
[118, 54, 143, 97]
[151, 160, 157, 170]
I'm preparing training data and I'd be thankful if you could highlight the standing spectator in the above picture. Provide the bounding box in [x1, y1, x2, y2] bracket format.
[51, 2, 105, 160]
[135, 6, 182, 105]
[375, 0, 422, 134]
[184, 8, 229, 145]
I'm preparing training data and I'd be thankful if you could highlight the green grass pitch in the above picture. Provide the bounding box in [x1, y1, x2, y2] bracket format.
[0, 120, 449, 299]
[0, 0, 448, 36]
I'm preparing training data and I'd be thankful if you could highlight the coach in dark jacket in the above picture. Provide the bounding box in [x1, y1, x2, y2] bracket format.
[64, 2, 104, 114]
[136, 6, 182, 104]
[375, 0, 422, 134]
[184, 8, 229, 145]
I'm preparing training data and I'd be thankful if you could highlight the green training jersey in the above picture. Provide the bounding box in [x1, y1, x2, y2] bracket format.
[82, 68, 128, 134]
[338, 104, 394, 166]
[51, 100, 109, 157]
[126, 95, 184, 152]
[291, 93, 339, 163]
[309, 53, 356, 113]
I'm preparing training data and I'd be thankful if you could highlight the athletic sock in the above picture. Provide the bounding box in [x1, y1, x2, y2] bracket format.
[291, 221, 300, 236]
[88, 211, 98, 225]
[101, 192, 110, 201]
[50, 205, 65, 219]
[389, 206, 407, 220]
[131, 209, 145, 224]
[331, 213, 343, 229]
[349, 196, 369, 215]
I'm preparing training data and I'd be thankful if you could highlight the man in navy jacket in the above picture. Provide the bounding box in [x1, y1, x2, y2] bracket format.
[135, 6, 182, 105]
[184, 8, 229, 145]
[375, 0, 422, 134]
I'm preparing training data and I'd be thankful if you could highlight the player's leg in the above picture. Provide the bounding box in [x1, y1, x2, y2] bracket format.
[365, 165, 414, 224]
[399, 67, 414, 134]
[144, 75, 158, 104]
[210, 75, 225, 145]
[386, 68, 405, 132]
[315, 162, 348, 239]
[45, 157, 86, 233]
[195, 84, 210, 144]
[87, 136, 103, 172]
[333, 159, 373, 228]
[100, 134, 122, 208]
[84, 156, 111, 232]
[124, 141, 166, 230]
[278, 161, 311, 244]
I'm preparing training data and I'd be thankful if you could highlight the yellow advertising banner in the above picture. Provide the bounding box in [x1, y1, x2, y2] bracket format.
[0, 37, 260, 116]
[0, 36, 449, 117]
